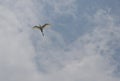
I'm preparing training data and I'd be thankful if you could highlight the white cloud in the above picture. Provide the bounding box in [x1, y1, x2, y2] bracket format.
[0, 0, 120, 81]
[0, 1, 41, 81]
[40, 0, 77, 20]
[35, 9, 120, 81]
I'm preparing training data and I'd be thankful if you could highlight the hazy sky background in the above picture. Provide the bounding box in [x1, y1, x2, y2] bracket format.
[0, 0, 120, 81]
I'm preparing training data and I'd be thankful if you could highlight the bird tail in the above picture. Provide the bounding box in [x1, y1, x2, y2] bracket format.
[42, 32, 44, 36]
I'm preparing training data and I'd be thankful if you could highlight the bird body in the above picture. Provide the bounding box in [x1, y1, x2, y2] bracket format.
[33, 23, 50, 36]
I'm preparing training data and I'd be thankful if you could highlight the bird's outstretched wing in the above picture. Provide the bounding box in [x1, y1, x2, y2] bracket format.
[42, 23, 50, 29]
[32, 26, 39, 29]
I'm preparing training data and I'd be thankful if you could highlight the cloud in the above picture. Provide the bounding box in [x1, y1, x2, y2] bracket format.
[37, 0, 77, 21]
[0, 1, 41, 81]
[34, 9, 120, 81]
[0, 0, 120, 81]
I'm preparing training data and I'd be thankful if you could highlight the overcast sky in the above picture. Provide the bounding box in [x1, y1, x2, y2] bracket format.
[0, 0, 120, 81]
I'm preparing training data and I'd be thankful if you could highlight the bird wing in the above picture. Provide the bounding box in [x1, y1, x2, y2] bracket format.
[41, 23, 50, 29]
[32, 26, 39, 30]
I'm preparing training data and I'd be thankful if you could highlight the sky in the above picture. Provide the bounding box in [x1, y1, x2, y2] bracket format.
[0, 0, 120, 81]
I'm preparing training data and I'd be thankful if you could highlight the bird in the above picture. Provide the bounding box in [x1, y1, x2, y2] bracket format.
[32, 23, 50, 36]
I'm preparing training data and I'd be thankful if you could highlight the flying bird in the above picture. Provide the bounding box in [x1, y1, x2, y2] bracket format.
[33, 23, 50, 36]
